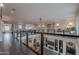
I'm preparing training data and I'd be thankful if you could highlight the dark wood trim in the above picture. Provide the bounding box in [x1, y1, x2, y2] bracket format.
[26, 32, 28, 46]
[33, 32, 79, 38]
[14, 30, 79, 55]
[20, 31, 22, 46]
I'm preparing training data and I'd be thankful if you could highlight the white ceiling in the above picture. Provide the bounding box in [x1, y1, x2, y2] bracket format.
[2, 3, 79, 23]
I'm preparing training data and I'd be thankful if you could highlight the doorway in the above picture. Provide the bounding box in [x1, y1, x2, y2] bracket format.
[3, 24, 12, 33]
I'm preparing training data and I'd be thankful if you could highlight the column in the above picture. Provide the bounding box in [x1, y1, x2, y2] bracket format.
[63, 37, 66, 55]
[0, 20, 3, 41]
[76, 39, 79, 55]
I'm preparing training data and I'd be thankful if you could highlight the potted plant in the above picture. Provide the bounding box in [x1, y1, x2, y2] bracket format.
[71, 27, 76, 34]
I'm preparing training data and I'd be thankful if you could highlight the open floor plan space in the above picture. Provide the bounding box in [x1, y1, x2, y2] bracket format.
[0, 3, 79, 55]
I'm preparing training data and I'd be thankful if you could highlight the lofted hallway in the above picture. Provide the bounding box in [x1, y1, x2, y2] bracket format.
[0, 3, 79, 55]
[0, 33, 36, 55]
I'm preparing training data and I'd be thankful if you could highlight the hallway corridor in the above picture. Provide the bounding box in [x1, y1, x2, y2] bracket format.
[0, 33, 36, 55]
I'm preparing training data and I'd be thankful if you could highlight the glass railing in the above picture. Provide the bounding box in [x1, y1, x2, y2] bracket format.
[14, 30, 79, 55]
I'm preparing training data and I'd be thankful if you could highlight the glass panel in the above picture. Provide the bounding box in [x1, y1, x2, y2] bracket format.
[44, 35, 58, 55]
[28, 33, 41, 54]
[66, 41, 76, 55]
[17, 31, 21, 41]
[21, 32, 27, 45]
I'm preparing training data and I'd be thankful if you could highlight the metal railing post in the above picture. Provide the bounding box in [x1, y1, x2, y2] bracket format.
[41, 33, 44, 55]
[20, 31, 22, 47]
[26, 32, 28, 46]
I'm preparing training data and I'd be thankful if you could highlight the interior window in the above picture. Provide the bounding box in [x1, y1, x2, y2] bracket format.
[5, 25, 10, 31]
[18, 24, 22, 29]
